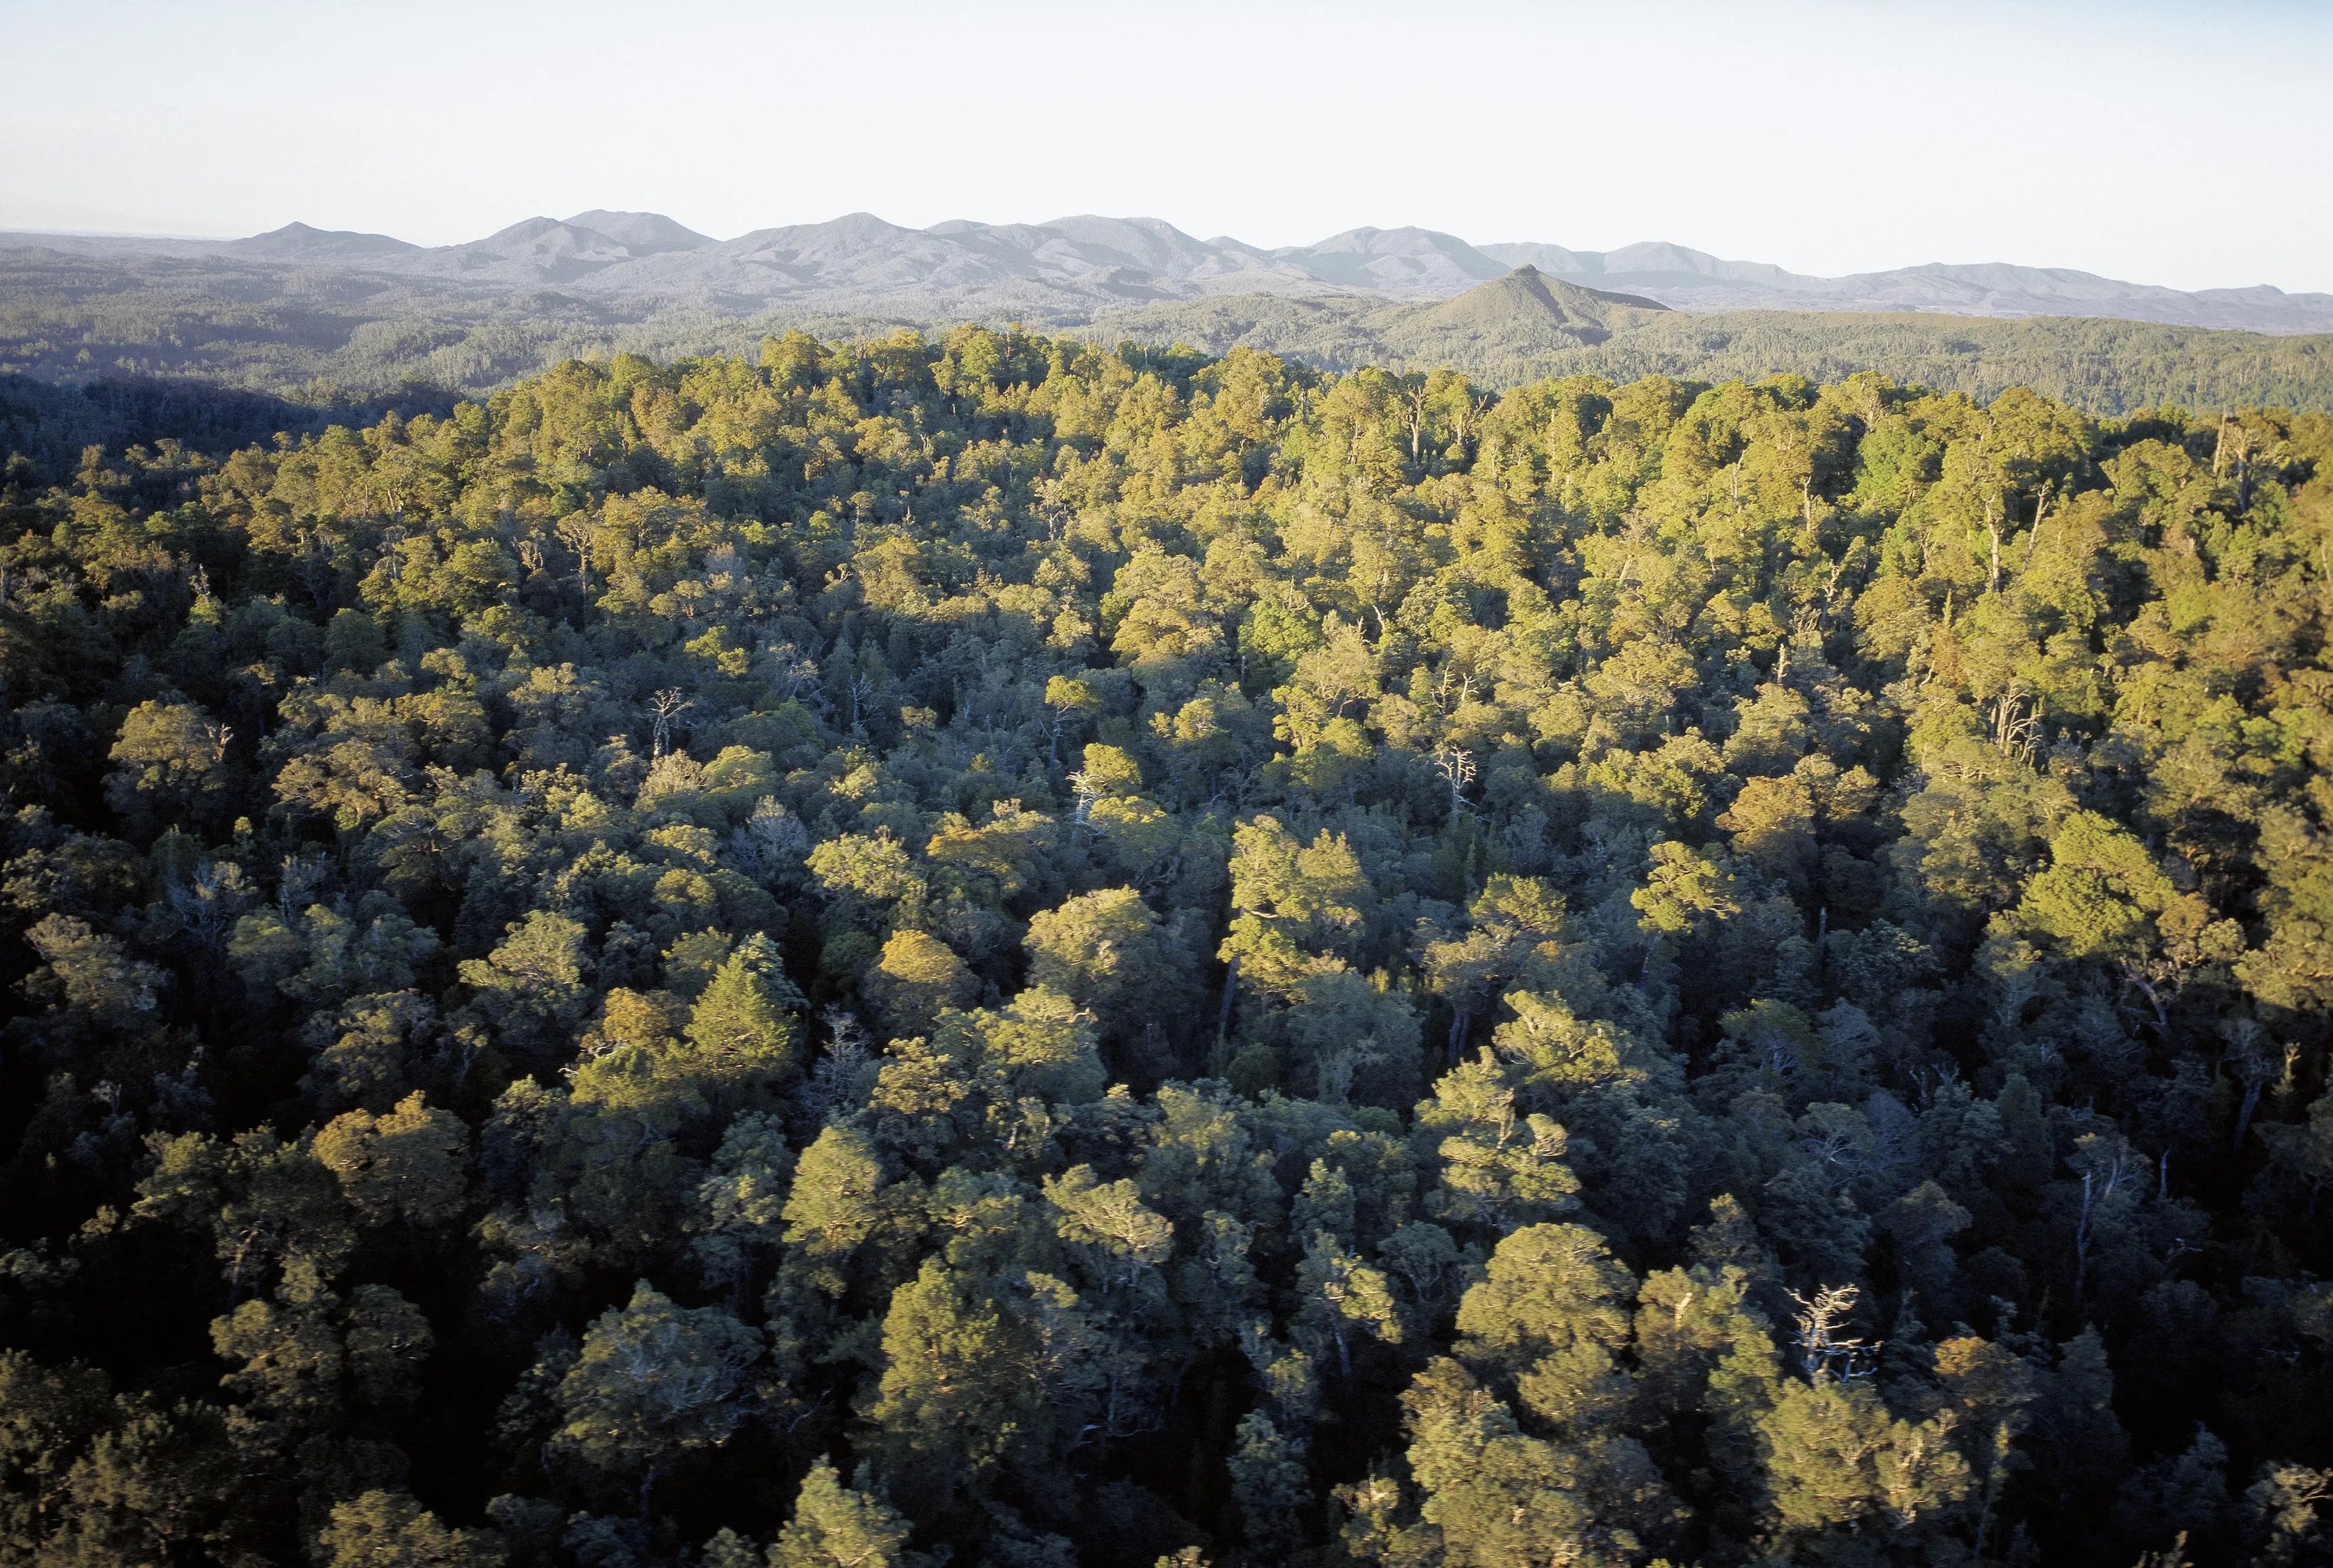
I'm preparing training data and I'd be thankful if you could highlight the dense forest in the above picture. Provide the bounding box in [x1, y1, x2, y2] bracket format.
[0, 328, 2329, 1568]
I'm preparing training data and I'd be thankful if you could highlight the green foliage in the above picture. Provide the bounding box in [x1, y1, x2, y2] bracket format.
[863, 1260, 1038, 1516]
[550, 1283, 760, 1508]
[2, 340, 2332, 1567]
[767, 1460, 926, 1568]
[312, 1091, 471, 1229]
[321, 1489, 508, 1568]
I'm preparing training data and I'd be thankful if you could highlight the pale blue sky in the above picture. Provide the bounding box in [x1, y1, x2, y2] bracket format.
[3, 0, 2327, 293]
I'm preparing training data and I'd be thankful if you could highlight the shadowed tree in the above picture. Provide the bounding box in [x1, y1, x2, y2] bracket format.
[550, 1282, 761, 1515]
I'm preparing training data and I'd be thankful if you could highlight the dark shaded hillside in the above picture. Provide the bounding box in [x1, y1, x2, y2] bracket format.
[0, 375, 456, 481]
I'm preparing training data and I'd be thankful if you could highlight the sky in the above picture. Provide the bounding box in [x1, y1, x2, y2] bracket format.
[4, 0, 2329, 293]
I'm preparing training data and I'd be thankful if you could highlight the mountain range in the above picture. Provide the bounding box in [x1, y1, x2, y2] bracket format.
[6, 212, 2329, 419]
[5, 210, 2329, 333]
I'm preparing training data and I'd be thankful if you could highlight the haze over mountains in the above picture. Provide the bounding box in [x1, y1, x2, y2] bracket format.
[6, 209, 2330, 420]
[7, 209, 2330, 334]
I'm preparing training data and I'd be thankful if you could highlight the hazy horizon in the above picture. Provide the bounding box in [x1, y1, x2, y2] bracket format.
[4, 0, 2330, 295]
[7, 207, 2329, 304]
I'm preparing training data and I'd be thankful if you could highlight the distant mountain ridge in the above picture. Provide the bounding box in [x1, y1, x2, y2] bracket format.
[562, 210, 714, 252]
[1477, 242, 2333, 333]
[4, 241, 2327, 416]
[222, 221, 420, 262]
[2, 211, 2327, 333]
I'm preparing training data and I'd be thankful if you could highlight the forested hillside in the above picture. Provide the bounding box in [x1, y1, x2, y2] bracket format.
[1102, 283, 2333, 417]
[1, 330, 2331, 1568]
[7, 240, 2331, 416]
